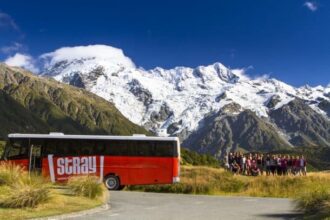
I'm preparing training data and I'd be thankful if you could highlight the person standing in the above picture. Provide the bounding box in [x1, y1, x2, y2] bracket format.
[257, 154, 263, 175]
[287, 155, 293, 176]
[246, 155, 252, 176]
[224, 152, 230, 170]
[240, 154, 247, 175]
[270, 155, 277, 176]
[281, 155, 288, 175]
[265, 154, 271, 176]
[236, 152, 243, 174]
[294, 156, 301, 176]
[228, 152, 234, 172]
[300, 155, 307, 176]
[292, 156, 297, 175]
[276, 154, 282, 176]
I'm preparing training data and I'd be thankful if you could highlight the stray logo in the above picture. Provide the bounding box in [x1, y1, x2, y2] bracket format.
[47, 155, 104, 182]
[57, 156, 97, 175]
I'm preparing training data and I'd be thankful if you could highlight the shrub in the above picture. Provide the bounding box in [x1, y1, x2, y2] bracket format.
[0, 141, 5, 157]
[295, 188, 330, 219]
[0, 162, 25, 186]
[0, 163, 51, 208]
[67, 176, 105, 199]
[0, 183, 50, 208]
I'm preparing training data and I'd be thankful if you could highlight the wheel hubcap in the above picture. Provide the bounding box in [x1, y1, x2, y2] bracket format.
[106, 177, 117, 189]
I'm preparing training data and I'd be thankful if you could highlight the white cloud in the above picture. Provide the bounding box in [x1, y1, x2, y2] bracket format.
[40, 44, 135, 69]
[4, 53, 39, 73]
[1, 42, 23, 54]
[254, 74, 271, 81]
[304, 1, 318, 12]
[231, 66, 253, 81]
[0, 12, 19, 31]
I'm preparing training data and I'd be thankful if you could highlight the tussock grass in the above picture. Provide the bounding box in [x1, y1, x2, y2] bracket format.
[128, 166, 247, 195]
[128, 166, 330, 199]
[0, 162, 24, 186]
[0, 163, 51, 208]
[0, 163, 107, 219]
[67, 176, 106, 199]
[295, 188, 330, 219]
[0, 183, 49, 208]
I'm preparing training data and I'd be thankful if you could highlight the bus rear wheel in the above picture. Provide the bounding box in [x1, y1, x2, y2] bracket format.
[104, 175, 120, 190]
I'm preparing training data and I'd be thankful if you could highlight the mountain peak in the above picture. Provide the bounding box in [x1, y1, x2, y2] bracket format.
[40, 45, 135, 74]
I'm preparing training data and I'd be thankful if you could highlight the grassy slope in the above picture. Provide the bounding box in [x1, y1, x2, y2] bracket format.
[128, 165, 330, 198]
[0, 63, 150, 139]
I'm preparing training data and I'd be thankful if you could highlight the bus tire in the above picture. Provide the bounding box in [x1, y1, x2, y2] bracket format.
[104, 175, 120, 190]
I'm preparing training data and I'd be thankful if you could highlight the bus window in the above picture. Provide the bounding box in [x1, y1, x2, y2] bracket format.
[154, 141, 176, 157]
[57, 140, 72, 156]
[136, 141, 153, 156]
[105, 140, 136, 156]
[95, 140, 106, 155]
[43, 139, 57, 156]
[79, 140, 97, 156]
[6, 139, 29, 159]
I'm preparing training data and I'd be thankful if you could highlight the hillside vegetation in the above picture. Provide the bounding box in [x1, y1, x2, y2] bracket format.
[0, 64, 149, 139]
[181, 148, 219, 167]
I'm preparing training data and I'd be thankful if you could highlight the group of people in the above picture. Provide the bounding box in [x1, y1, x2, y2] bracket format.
[224, 152, 307, 176]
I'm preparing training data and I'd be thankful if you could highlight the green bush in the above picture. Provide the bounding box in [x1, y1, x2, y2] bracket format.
[67, 176, 105, 199]
[296, 188, 330, 219]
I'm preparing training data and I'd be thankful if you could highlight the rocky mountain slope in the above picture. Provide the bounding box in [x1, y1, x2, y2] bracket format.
[38, 45, 329, 157]
[0, 63, 149, 139]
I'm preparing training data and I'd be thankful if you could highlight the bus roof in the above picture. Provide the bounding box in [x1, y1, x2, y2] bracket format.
[8, 133, 179, 142]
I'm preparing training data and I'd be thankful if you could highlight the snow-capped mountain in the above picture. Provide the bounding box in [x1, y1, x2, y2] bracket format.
[40, 45, 330, 141]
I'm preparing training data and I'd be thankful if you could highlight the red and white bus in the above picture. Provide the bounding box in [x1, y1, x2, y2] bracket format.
[1, 133, 180, 190]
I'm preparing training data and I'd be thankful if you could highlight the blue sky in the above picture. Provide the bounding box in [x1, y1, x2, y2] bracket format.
[0, 0, 329, 86]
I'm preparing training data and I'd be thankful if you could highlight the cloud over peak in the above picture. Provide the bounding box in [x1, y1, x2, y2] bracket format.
[40, 44, 136, 69]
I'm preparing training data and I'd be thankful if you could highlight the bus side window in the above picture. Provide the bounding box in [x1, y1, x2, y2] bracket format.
[105, 140, 129, 156]
[79, 140, 96, 156]
[136, 141, 153, 156]
[7, 139, 29, 159]
[95, 141, 106, 155]
[29, 139, 43, 157]
[57, 140, 72, 156]
[43, 140, 57, 156]
[154, 141, 175, 157]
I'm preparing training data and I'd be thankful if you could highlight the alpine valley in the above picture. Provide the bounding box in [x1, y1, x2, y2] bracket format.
[2, 45, 330, 168]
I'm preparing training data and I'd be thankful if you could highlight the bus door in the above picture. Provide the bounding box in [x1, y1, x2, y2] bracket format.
[29, 141, 43, 174]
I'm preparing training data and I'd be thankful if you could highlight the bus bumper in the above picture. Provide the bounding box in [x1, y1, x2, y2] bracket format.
[172, 176, 180, 183]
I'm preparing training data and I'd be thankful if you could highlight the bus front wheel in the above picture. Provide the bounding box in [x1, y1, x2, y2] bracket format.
[104, 175, 120, 190]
